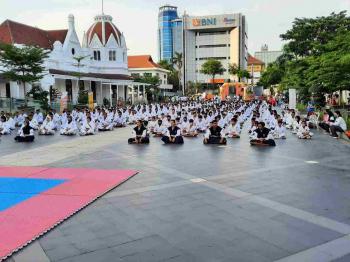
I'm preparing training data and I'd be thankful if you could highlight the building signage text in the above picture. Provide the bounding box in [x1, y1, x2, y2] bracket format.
[192, 18, 217, 27]
[223, 18, 235, 24]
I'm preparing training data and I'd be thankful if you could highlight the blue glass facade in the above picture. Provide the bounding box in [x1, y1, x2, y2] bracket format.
[158, 6, 180, 62]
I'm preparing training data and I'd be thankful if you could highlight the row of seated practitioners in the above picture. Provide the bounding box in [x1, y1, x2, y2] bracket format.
[128, 117, 278, 147]
[128, 116, 244, 145]
[8, 112, 125, 142]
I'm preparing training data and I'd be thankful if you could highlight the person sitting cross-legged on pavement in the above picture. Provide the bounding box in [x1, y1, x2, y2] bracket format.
[60, 115, 78, 136]
[15, 118, 35, 142]
[38, 115, 55, 136]
[204, 120, 227, 145]
[297, 121, 313, 139]
[128, 120, 150, 144]
[273, 120, 286, 139]
[225, 118, 241, 138]
[162, 119, 184, 144]
[250, 122, 276, 147]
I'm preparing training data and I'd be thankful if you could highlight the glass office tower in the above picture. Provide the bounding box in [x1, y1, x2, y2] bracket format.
[158, 5, 180, 62]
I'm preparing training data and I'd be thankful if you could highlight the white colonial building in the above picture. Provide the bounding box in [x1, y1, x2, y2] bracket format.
[0, 12, 147, 105]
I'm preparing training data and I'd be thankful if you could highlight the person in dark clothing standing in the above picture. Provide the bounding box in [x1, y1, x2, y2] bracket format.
[250, 122, 276, 146]
[161, 120, 184, 144]
[128, 120, 149, 144]
[15, 118, 35, 142]
[204, 120, 227, 145]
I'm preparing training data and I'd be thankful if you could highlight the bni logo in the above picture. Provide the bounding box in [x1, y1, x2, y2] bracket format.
[192, 18, 217, 27]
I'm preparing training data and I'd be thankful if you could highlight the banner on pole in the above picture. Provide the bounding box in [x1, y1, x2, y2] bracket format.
[289, 89, 296, 109]
[88, 92, 94, 111]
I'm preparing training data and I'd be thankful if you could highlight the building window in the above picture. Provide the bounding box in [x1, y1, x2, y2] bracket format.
[198, 44, 227, 48]
[5, 83, 11, 98]
[71, 48, 75, 55]
[144, 73, 152, 77]
[198, 31, 226, 36]
[93, 50, 101, 61]
[198, 57, 227, 60]
[109, 50, 116, 61]
[65, 79, 73, 102]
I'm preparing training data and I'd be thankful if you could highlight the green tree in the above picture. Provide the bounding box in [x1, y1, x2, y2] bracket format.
[186, 81, 202, 96]
[200, 59, 225, 88]
[158, 59, 179, 92]
[133, 75, 161, 102]
[228, 64, 251, 82]
[0, 43, 49, 99]
[26, 85, 50, 112]
[172, 52, 183, 94]
[158, 60, 173, 71]
[281, 11, 350, 57]
[268, 11, 350, 106]
[258, 62, 284, 88]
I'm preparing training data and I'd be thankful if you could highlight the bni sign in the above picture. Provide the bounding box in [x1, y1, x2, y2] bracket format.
[192, 18, 217, 27]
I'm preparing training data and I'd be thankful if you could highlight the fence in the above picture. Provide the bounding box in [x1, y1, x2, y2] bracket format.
[0, 97, 42, 113]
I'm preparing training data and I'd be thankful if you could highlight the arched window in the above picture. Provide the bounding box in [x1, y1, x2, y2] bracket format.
[71, 48, 75, 55]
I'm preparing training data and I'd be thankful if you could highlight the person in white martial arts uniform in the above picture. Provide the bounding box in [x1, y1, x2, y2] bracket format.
[114, 111, 126, 128]
[225, 118, 241, 138]
[196, 115, 208, 133]
[0, 115, 11, 135]
[273, 120, 287, 139]
[297, 120, 313, 139]
[147, 116, 157, 133]
[182, 119, 198, 137]
[33, 109, 44, 125]
[38, 116, 56, 135]
[153, 119, 166, 137]
[60, 116, 78, 136]
[79, 116, 95, 136]
[98, 112, 114, 131]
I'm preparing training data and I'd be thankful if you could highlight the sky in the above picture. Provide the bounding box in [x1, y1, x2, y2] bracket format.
[0, 0, 349, 60]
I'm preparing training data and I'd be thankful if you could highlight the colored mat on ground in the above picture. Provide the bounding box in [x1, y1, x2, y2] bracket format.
[0, 166, 138, 261]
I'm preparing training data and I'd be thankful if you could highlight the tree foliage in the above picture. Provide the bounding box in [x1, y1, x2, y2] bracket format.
[158, 59, 180, 92]
[172, 52, 183, 93]
[186, 81, 202, 96]
[27, 85, 50, 112]
[228, 64, 251, 82]
[259, 11, 350, 106]
[0, 43, 49, 95]
[200, 59, 225, 87]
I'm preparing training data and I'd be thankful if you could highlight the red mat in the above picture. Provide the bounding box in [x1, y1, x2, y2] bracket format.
[0, 167, 138, 261]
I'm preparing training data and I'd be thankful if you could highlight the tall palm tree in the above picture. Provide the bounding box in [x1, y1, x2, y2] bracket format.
[172, 52, 183, 95]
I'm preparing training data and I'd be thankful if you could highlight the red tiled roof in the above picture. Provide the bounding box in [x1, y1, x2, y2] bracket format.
[128, 55, 161, 69]
[0, 20, 67, 49]
[248, 54, 264, 65]
[86, 21, 121, 46]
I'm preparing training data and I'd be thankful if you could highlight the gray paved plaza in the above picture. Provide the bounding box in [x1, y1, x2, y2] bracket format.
[2, 126, 350, 262]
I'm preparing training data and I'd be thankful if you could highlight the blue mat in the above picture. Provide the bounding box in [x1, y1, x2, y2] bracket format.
[0, 177, 66, 212]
